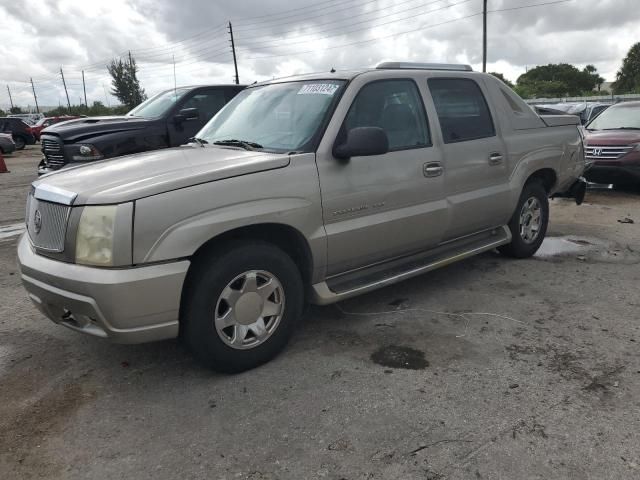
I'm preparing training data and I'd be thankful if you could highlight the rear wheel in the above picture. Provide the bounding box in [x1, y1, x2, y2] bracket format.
[13, 136, 25, 150]
[182, 241, 303, 373]
[499, 180, 549, 258]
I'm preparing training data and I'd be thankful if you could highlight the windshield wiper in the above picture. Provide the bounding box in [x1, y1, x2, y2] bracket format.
[213, 139, 263, 150]
[602, 127, 640, 130]
[190, 137, 208, 146]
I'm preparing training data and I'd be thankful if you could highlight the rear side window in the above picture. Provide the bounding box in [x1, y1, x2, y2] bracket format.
[345, 79, 430, 151]
[428, 78, 495, 143]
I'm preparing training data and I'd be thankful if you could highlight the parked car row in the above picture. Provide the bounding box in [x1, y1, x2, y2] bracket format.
[0, 117, 36, 150]
[19, 63, 588, 372]
[535, 101, 611, 125]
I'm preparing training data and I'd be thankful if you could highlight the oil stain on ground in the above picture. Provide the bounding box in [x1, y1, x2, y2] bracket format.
[371, 345, 429, 370]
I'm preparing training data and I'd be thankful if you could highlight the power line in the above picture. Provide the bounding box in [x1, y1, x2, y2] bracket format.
[236, 0, 472, 51]
[236, 0, 445, 44]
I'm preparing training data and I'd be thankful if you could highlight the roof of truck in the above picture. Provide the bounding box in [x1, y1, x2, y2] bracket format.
[255, 62, 479, 86]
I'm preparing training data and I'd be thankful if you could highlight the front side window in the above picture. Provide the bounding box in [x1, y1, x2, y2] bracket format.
[198, 80, 345, 153]
[344, 79, 430, 150]
[428, 78, 496, 143]
[182, 91, 227, 120]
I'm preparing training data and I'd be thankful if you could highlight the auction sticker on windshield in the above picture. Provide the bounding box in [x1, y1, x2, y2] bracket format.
[298, 83, 340, 95]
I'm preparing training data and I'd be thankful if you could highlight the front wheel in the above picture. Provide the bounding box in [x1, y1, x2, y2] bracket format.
[182, 241, 304, 373]
[499, 180, 549, 258]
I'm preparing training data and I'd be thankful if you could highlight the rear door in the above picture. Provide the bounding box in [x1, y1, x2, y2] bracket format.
[167, 88, 230, 145]
[316, 76, 447, 275]
[427, 77, 510, 241]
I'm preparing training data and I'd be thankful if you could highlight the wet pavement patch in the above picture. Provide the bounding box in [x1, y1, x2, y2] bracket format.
[371, 345, 429, 370]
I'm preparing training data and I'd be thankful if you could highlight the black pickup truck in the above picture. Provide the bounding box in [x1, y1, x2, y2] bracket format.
[39, 84, 245, 175]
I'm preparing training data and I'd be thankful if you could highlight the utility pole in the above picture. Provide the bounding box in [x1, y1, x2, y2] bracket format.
[30, 78, 40, 113]
[482, 0, 488, 72]
[228, 21, 239, 85]
[82, 70, 88, 108]
[173, 54, 177, 96]
[60, 67, 71, 112]
[6, 85, 14, 110]
[102, 83, 110, 107]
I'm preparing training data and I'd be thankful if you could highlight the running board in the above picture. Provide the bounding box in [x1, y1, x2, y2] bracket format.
[310, 226, 511, 305]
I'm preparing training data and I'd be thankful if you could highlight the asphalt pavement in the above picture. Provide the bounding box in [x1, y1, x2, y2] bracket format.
[1, 147, 639, 479]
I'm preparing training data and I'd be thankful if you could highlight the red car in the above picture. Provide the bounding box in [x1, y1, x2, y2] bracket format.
[584, 101, 640, 186]
[31, 116, 82, 141]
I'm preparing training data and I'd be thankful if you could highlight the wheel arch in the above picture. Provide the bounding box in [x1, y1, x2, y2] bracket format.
[526, 168, 557, 193]
[180, 222, 313, 316]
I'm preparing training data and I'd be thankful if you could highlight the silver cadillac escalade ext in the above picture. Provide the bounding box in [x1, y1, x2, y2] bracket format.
[18, 62, 586, 372]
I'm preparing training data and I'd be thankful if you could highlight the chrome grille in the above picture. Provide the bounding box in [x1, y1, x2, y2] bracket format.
[585, 144, 633, 160]
[41, 138, 66, 168]
[26, 194, 70, 252]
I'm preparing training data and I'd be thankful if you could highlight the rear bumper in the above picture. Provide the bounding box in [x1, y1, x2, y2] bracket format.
[18, 235, 189, 344]
[585, 164, 640, 185]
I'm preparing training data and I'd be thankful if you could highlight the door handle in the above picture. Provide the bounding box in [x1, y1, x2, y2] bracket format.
[489, 153, 504, 166]
[423, 162, 443, 178]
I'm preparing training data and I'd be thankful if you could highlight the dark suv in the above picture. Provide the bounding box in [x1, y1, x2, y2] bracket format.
[584, 101, 640, 186]
[0, 118, 37, 150]
[39, 84, 244, 175]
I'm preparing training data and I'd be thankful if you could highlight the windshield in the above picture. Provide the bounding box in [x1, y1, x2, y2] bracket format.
[587, 103, 640, 130]
[198, 80, 346, 153]
[127, 88, 190, 119]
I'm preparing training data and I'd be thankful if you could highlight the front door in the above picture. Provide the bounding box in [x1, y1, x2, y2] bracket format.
[168, 88, 229, 146]
[427, 77, 510, 240]
[316, 78, 448, 276]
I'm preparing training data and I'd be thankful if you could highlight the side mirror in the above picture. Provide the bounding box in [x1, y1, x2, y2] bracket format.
[174, 108, 200, 123]
[333, 127, 389, 160]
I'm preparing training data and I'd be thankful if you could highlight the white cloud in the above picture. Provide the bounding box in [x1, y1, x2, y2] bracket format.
[1, 0, 637, 110]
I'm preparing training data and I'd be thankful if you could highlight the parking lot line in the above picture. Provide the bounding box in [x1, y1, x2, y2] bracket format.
[0, 223, 26, 240]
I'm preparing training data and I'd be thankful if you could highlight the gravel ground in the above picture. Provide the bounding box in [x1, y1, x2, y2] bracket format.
[1, 147, 639, 480]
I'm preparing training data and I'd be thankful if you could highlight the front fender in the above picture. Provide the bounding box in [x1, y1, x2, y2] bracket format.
[132, 155, 326, 276]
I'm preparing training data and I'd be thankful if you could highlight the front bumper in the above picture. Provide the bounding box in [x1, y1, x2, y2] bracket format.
[585, 164, 640, 185]
[17, 235, 190, 344]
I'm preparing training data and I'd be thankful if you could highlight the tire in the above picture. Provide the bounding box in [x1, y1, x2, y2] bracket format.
[182, 241, 304, 373]
[13, 136, 26, 150]
[498, 180, 549, 258]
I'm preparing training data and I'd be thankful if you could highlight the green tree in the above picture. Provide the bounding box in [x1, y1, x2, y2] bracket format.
[107, 54, 147, 109]
[612, 42, 640, 94]
[515, 63, 603, 98]
[45, 101, 128, 117]
[584, 64, 605, 91]
[9, 106, 23, 114]
[0, 108, 5, 117]
[489, 72, 514, 88]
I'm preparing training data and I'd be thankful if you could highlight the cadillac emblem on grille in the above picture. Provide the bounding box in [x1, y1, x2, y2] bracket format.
[34, 209, 42, 234]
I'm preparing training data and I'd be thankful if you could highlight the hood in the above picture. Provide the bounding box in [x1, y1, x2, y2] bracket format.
[33, 145, 290, 205]
[585, 129, 640, 145]
[42, 115, 149, 142]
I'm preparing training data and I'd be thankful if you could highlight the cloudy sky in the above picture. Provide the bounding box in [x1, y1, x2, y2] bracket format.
[0, 0, 637, 110]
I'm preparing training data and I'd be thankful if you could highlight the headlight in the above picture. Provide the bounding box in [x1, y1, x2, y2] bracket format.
[71, 144, 103, 161]
[76, 206, 117, 266]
